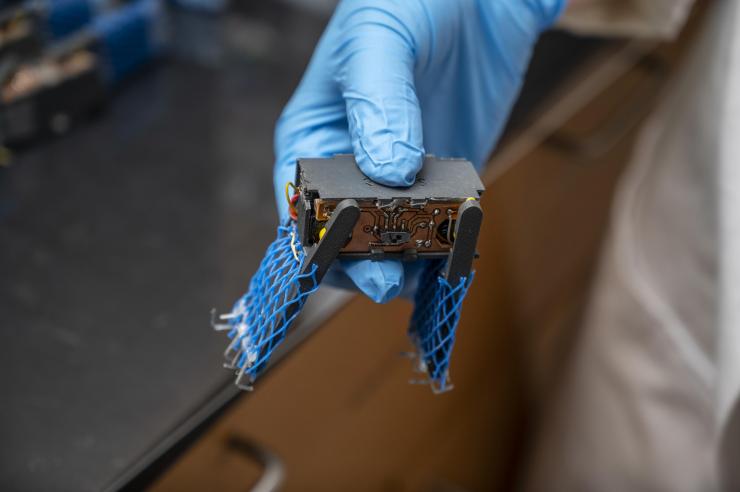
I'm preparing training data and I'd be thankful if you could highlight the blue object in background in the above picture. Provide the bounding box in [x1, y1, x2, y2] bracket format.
[46, 0, 95, 39]
[92, 0, 166, 84]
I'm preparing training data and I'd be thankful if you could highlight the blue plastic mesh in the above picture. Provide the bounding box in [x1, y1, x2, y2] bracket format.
[408, 260, 474, 393]
[214, 224, 319, 389]
[214, 226, 474, 393]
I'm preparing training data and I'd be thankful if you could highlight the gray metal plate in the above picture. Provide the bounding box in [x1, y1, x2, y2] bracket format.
[297, 155, 484, 201]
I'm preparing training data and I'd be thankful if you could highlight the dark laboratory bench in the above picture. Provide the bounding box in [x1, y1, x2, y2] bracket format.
[0, 3, 604, 490]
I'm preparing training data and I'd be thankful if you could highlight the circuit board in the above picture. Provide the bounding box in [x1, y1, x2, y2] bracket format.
[294, 155, 484, 260]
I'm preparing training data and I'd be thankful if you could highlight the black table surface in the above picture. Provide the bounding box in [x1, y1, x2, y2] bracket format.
[0, 3, 603, 490]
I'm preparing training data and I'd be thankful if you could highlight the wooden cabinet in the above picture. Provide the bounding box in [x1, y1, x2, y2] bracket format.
[492, 47, 667, 402]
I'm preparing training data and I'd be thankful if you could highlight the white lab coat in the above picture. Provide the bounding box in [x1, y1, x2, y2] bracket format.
[527, 1, 740, 490]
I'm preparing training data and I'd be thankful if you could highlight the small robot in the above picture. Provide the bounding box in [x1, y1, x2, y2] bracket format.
[216, 155, 484, 393]
[289, 154, 484, 296]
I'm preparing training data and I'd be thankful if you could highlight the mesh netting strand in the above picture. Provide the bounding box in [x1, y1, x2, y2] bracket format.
[220, 224, 319, 386]
[409, 260, 474, 393]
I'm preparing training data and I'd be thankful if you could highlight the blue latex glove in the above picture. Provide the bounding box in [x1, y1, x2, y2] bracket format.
[274, 0, 565, 303]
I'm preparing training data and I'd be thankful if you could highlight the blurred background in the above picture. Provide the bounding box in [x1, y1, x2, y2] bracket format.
[0, 0, 701, 491]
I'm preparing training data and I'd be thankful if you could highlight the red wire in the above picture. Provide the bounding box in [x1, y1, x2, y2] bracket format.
[289, 194, 299, 221]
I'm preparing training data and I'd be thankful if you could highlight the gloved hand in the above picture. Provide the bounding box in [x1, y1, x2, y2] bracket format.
[274, 0, 565, 303]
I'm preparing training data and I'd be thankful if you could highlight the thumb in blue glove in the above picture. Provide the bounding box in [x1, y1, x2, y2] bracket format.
[274, 0, 565, 303]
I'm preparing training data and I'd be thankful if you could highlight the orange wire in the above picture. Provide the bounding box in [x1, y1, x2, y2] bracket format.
[285, 182, 299, 221]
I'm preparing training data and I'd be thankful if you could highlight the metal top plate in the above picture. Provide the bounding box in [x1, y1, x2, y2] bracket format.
[297, 155, 485, 201]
